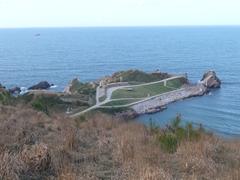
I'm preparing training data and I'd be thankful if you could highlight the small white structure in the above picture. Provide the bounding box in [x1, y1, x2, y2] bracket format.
[164, 80, 167, 86]
[120, 76, 123, 82]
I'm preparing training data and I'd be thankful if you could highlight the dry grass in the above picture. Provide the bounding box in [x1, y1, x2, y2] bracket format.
[0, 105, 240, 179]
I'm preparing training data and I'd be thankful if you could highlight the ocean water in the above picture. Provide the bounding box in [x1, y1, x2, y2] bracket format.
[0, 26, 239, 137]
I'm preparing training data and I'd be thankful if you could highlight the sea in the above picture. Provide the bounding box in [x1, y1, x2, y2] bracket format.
[0, 26, 239, 137]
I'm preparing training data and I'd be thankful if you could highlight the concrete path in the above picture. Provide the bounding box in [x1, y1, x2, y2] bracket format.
[105, 75, 185, 100]
[70, 75, 186, 117]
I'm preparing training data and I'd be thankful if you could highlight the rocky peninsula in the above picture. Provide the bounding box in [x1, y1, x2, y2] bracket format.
[130, 70, 221, 115]
[68, 70, 221, 118]
[0, 70, 221, 118]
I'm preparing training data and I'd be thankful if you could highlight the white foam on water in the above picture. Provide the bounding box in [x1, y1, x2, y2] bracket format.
[20, 87, 29, 95]
[50, 85, 58, 89]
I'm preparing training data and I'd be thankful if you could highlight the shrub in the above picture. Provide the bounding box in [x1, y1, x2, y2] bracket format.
[31, 95, 67, 115]
[0, 91, 12, 105]
[185, 123, 201, 141]
[32, 98, 49, 115]
[157, 115, 204, 153]
[70, 80, 96, 96]
[158, 133, 178, 153]
[171, 114, 182, 129]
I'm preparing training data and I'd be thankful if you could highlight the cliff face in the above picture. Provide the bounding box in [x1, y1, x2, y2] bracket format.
[64, 78, 80, 94]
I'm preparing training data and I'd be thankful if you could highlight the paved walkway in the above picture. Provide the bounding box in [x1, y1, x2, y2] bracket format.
[70, 75, 186, 117]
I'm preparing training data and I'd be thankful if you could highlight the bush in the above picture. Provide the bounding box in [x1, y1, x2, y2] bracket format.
[157, 115, 204, 153]
[70, 80, 96, 96]
[32, 98, 49, 115]
[31, 95, 69, 115]
[159, 133, 178, 153]
[0, 91, 12, 105]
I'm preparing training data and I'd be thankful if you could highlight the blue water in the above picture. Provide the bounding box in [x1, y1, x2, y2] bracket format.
[0, 27, 239, 137]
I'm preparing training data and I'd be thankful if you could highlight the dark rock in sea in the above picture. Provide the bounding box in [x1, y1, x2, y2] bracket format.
[28, 81, 51, 90]
[201, 70, 221, 88]
[9, 86, 21, 95]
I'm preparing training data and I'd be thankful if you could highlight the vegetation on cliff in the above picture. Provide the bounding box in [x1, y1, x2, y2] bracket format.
[0, 70, 232, 179]
[101, 69, 171, 85]
[67, 78, 96, 96]
[0, 91, 11, 105]
[0, 105, 239, 179]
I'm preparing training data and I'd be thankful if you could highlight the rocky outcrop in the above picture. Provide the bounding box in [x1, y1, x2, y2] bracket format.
[28, 81, 51, 90]
[200, 70, 221, 89]
[9, 86, 21, 95]
[64, 78, 79, 94]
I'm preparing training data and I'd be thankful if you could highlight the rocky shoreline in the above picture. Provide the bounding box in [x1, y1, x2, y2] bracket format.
[116, 70, 221, 118]
[1, 70, 221, 118]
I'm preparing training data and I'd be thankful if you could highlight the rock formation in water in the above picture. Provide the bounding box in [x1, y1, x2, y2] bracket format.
[200, 70, 221, 89]
[28, 81, 51, 90]
[9, 86, 21, 95]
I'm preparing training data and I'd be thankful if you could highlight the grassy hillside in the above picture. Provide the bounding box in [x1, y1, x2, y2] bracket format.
[0, 106, 239, 179]
[104, 69, 172, 84]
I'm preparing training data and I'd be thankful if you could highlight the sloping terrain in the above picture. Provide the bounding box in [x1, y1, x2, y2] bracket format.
[0, 105, 240, 179]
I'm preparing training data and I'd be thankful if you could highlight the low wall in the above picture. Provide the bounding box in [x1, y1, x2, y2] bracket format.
[131, 85, 206, 114]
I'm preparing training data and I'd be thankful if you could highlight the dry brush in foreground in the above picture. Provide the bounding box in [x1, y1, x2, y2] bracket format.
[0, 105, 240, 179]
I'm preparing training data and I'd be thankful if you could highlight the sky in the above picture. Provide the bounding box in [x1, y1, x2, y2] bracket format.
[0, 0, 240, 28]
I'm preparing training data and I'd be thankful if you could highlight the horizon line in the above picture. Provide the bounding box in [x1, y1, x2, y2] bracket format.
[1, 24, 240, 29]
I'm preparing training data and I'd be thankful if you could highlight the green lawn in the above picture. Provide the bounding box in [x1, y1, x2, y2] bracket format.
[111, 82, 174, 99]
[166, 78, 185, 88]
[102, 99, 140, 106]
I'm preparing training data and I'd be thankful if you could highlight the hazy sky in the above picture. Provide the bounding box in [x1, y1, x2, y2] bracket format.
[0, 0, 240, 28]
